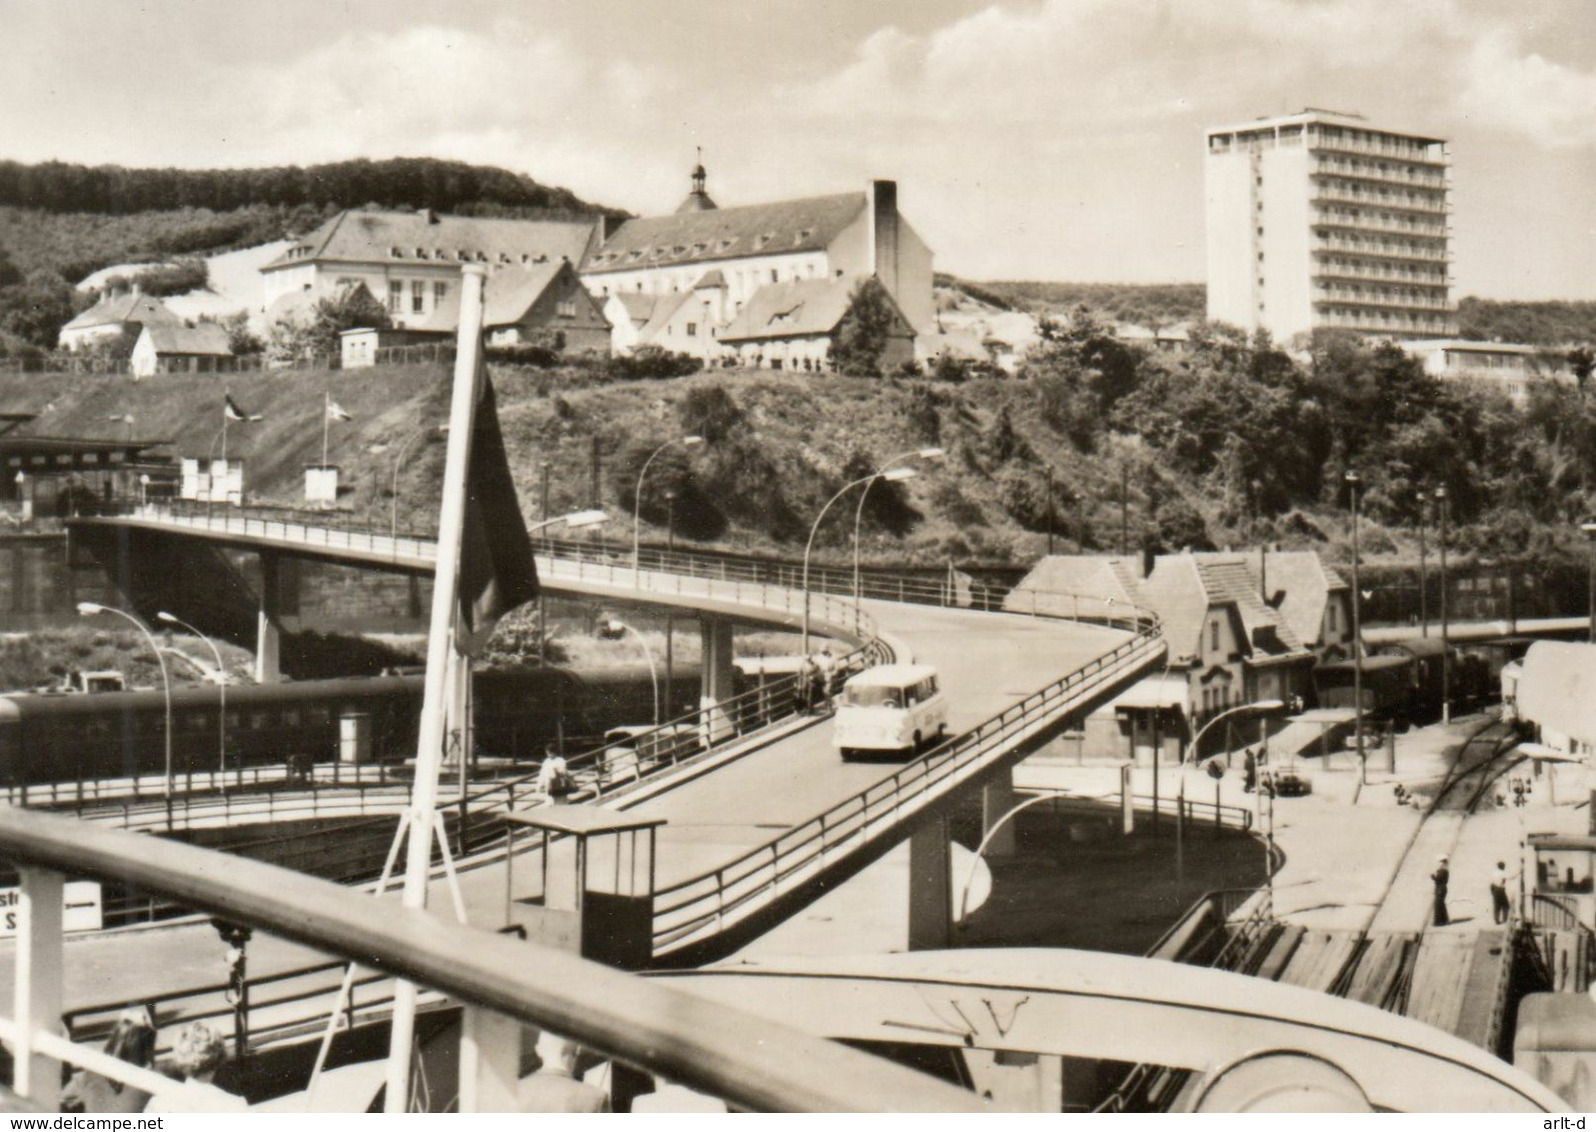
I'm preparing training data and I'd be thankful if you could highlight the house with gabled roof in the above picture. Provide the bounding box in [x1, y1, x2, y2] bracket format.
[58, 290, 184, 352]
[1193, 549, 1353, 662]
[579, 162, 934, 344]
[718, 275, 916, 372]
[260, 207, 601, 332]
[341, 260, 610, 367]
[129, 322, 233, 377]
[1008, 551, 1319, 765]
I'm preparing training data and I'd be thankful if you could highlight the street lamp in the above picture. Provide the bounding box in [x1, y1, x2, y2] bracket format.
[852, 448, 943, 609]
[78, 602, 173, 827]
[1175, 699, 1285, 883]
[1435, 486, 1450, 723]
[633, 435, 705, 570]
[138, 473, 150, 510]
[1346, 472, 1365, 770]
[803, 467, 917, 654]
[1415, 491, 1429, 637]
[604, 618, 659, 724]
[158, 612, 228, 786]
[390, 424, 446, 542]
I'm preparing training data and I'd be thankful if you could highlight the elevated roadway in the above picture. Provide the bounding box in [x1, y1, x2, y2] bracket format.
[17, 509, 1163, 1010]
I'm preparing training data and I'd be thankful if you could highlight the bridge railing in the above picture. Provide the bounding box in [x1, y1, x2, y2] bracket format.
[650, 623, 1166, 954]
[0, 807, 985, 1113]
[455, 636, 896, 816]
[114, 504, 1156, 634]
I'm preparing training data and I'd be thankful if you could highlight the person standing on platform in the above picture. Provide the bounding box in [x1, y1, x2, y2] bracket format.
[1431, 855, 1451, 927]
[1490, 860, 1513, 924]
[795, 657, 816, 716]
[815, 648, 838, 709]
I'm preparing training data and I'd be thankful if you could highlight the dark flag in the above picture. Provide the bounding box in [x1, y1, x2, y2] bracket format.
[455, 374, 538, 655]
[223, 394, 248, 422]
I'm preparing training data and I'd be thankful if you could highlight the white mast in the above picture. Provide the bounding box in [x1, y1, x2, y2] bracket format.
[383, 264, 487, 1111]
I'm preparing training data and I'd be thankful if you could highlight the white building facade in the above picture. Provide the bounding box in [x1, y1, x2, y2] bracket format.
[1399, 339, 1570, 405]
[1205, 109, 1455, 343]
[580, 168, 934, 360]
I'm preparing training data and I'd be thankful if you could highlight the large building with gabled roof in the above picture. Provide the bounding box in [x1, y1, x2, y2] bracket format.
[579, 163, 934, 359]
[260, 207, 601, 332]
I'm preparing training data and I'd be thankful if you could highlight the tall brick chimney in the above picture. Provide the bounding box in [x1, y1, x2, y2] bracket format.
[867, 180, 901, 304]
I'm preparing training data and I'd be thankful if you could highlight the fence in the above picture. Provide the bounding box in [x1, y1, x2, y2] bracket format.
[0, 807, 985, 1113]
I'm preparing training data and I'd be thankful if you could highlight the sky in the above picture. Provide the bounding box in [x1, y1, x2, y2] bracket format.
[4, 0, 1594, 299]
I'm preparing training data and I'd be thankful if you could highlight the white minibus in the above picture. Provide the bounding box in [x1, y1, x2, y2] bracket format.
[833, 663, 948, 761]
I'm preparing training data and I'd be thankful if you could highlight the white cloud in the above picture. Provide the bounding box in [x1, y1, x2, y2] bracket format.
[1457, 30, 1596, 148]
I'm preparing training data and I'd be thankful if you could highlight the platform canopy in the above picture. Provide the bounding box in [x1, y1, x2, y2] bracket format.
[1109, 674, 1189, 714]
[504, 804, 665, 838]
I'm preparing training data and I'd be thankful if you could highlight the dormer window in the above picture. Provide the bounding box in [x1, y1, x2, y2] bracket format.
[457, 249, 468, 260]
[499, 253, 511, 264]
[434, 248, 444, 259]
[717, 238, 736, 252]
[691, 242, 708, 256]
[414, 248, 427, 259]
[389, 247, 403, 258]
[521, 254, 530, 264]
[754, 232, 775, 250]
[795, 228, 812, 244]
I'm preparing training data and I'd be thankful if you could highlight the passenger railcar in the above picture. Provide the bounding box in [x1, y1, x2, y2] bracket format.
[0, 663, 698, 790]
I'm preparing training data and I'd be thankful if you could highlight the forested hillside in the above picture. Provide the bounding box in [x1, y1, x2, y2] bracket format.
[0, 157, 624, 356]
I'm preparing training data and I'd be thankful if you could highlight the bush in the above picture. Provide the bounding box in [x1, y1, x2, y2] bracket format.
[603, 346, 701, 382]
[486, 342, 562, 368]
[831, 278, 897, 377]
[678, 384, 743, 442]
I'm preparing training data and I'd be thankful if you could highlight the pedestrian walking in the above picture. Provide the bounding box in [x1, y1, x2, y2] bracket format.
[1490, 860, 1512, 924]
[815, 648, 838, 708]
[794, 660, 815, 716]
[1431, 854, 1451, 927]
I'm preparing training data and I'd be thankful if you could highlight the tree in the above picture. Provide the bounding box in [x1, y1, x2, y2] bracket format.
[831, 278, 896, 377]
[267, 283, 389, 365]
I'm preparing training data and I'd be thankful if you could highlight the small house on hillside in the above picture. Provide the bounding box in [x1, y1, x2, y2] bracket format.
[58, 290, 184, 352]
[130, 323, 233, 377]
[603, 292, 662, 355]
[340, 327, 452, 369]
[411, 259, 610, 353]
[718, 275, 916, 372]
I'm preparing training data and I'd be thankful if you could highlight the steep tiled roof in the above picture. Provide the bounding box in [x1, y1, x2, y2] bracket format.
[263, 209, 599, 273]
[609, 293, 659, 327]
[1138, 556, 1214, 662]
[62, 292, 183, 332]
[1193, 559, 1308, 655]
[1192, 550, 1346, 648]
[636, 290, 698, 342]
[1003, 555, 1141, 619]
[582, 192, 866, 275]
[140, 323, 232, 357]
[413, 261, 575, 332]
[720, 276, 909, 343]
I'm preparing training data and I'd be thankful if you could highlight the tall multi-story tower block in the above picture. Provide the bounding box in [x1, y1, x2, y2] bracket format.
[1205, 109, 1455, 342]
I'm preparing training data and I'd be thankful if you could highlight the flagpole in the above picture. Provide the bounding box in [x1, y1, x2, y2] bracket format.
[322, 391, 330, 468]
[221, 390, 229, 466]
[383, 264, 488, 1112]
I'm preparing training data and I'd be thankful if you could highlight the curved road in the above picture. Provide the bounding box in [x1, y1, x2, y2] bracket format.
[1, 586, 1137, 1016]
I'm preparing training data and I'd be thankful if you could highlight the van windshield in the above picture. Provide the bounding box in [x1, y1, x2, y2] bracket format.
[844, 685, 905, 709]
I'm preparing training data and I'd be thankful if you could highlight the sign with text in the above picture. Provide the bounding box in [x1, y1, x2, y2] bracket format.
[0, 881, 104, 936]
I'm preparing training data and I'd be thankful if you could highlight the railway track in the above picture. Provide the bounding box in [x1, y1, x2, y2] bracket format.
[1428, 715, 1523, 815]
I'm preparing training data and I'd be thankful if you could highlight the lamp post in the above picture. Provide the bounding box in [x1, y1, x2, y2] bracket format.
[157, 612, 228, 788]
[852, 448, 943, 609]
[78, 602, 173, 827]
[1416, 491, 1429, 637]
[804, 468, 917, 655]
[390, 424, 446, 542]
[605, 618, 659, 724]
[1175, 699, 1285, 883]
[1346, 472, 1365, 773]
[1435, 486, 1450, 723]
[1583, 522, 1596, 643]
[633, 435, 704, 570]
[138, 473, 150, 510]
[664, 488, 677, 552]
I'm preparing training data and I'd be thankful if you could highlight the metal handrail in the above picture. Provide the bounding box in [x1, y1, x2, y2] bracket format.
[650, 624, 1166, 952]
[106, 504, 1155, 634]
[0, 807, 985, 1113]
